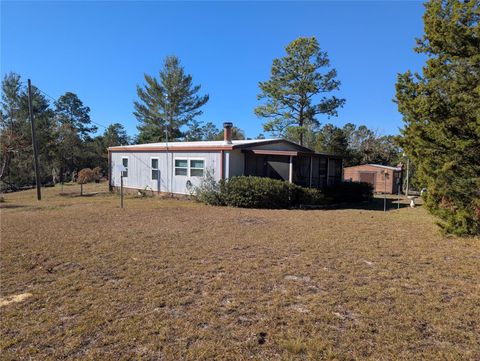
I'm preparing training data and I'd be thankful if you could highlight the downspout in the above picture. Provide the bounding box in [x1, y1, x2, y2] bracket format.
[108, 150, 112, 192]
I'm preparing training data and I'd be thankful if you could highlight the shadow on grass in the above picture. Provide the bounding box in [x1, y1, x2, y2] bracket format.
[0, 203, 30, 209]
[58, 192, 104, 198]
[337, 197, 415, 211]
[301, 197, 419, 212]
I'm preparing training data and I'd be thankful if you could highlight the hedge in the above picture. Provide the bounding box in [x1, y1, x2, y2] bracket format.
[194, 176, 372, 209]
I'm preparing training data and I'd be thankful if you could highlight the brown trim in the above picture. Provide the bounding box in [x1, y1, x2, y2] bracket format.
[243, 149, 300, 156]
[242, 149, 342, 159]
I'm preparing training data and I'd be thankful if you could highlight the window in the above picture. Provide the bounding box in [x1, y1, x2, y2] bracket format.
[174, 158, 205, 177]
[190, 159, 204, 177]
[151, 158, 159, 180]
[122, 157, 128, 177]
[175, 159, 188, 176]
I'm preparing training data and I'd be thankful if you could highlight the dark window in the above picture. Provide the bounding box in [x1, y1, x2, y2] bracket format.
[122, 158, 128, 177]
[151, 158, 159, 180]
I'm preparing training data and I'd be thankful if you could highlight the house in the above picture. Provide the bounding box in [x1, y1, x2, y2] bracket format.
[108, 123, 343, 195]
[343, 164, 403, 194]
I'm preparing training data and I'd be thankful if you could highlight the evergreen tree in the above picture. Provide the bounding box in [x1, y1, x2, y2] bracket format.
[55, 92, 96, 140]
[134, 56, 209, 143]
[201, 122, 219, 141]
[395, 0, 479, 235]
[54, 92, 95, 181]
[0, 73, 27, 184]
[0, 73, 56, 188]
[103, 123, 129, 147]
[184, 120, 204, 141]
[255, 37, 345, 146]
[315, 123, 349, 156]
[215, 126, 245, 141]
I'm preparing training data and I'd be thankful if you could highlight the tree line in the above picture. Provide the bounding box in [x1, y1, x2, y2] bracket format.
[2, 0, 476, 235]
[0, 37, 401, 192]
[0, 73, 129, 190]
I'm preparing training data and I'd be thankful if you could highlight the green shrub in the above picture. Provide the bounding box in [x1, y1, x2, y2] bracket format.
[325, 181, 373, 203]
[195, 176, 325, 209]
[194, 176, 372, 209]
[222, 176, 294, 208]
[192, 170, 226, 206]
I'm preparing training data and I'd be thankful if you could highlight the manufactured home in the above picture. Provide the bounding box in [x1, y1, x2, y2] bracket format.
[108, 123, 343, 195]
[343, 164, 403, 194]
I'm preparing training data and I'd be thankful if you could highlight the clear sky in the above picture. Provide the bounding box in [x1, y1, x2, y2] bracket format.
[1, 1, 426, 139]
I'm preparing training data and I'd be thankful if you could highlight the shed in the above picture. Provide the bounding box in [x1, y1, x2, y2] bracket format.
[108, 123, 343, 195]
[343, 164, 403, 194]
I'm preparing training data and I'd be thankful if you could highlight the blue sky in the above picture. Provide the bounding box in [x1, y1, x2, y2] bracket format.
[1, 1, 426, 139]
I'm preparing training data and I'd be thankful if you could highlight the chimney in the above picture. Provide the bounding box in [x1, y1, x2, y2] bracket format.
[223, 122, 233, 144]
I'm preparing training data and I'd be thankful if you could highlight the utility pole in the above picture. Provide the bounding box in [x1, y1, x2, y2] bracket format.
[27, 79, 41, 201]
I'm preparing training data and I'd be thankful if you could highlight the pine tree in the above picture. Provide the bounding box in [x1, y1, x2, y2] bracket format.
[315, 123, 349, 156]
[395, 0, 480, 235]
[255, 37, 345, 146]
[0, 73, 56, 188]
[134, 56, 209, 143]
[55, 92, 96, 140]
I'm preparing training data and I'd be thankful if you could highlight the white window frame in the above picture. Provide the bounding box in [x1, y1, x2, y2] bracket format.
[173, 157, 205, 177]
[189, 158, 205, 177]
[150, 157, 159, 180]
[121, 157, 129, 178]
[174, 158, 189, 177]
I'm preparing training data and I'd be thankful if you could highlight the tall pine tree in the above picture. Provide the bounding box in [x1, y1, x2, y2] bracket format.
[255, 37, 345, 146]
[134, 56, 209, 143]
[395, 0, 479, 235]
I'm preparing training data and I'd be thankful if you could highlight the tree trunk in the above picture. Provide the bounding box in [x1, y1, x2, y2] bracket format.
[80, 183, 83, 196]
[298, 109, 304, 146]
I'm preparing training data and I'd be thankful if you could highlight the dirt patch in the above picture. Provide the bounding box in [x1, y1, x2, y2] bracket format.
[0, 292, 32, 307]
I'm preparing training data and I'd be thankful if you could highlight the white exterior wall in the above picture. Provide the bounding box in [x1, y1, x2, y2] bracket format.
[110, 151, 222, 195]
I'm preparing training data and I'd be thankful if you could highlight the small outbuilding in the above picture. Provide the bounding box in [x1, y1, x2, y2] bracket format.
[108, 123, 343, 195]
[343, 164, 403, 194]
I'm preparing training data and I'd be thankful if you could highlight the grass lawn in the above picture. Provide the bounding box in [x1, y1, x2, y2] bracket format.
[1, 182, 479, 360]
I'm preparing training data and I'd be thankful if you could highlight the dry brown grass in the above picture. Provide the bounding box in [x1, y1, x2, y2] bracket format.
[1, 182, 479, 360]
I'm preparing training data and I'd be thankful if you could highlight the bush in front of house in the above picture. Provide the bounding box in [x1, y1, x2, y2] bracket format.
[195, 176, 372, 209]
[324, 181, 373, 203]
[222, 176, 296, 208]
[192, 170, 226, 206]
[195, 176, 325, 209]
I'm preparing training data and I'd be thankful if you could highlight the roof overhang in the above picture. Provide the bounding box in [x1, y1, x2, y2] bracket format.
[242, 149, 343, 159]
[108, 145, 233, 152]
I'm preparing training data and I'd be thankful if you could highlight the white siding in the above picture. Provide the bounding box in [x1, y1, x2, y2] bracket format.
[111, 151, 221, 195]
